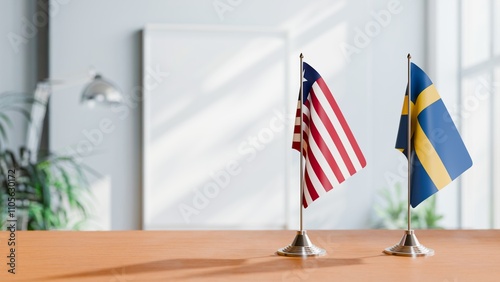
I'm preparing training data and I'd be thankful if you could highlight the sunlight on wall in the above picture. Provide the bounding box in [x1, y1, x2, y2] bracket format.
[144, 26, 288, 229]
[88, 175, 111, 230]
[142, 0, 426, 230]
[48, 0, 431, 230]
[461, 75, 493, 229]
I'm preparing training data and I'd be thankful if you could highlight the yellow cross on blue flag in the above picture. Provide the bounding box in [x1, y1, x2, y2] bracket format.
[395, 63, 473, 208]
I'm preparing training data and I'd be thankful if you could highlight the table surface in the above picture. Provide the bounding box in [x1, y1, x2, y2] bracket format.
[0, 229, 499, 281]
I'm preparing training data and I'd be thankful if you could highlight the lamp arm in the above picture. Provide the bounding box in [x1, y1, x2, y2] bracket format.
[25, 69, 95, 161]
[25, 69, 121, 161]
[44, 68, 96, 92]
[25, 82, 51, 162]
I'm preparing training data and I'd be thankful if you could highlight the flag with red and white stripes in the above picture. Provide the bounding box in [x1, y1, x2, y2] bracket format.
[292, 62, 366, 208]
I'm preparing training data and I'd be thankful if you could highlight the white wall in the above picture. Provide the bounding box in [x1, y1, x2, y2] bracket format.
[49, 0, 426, 230]
[0, 0, 38, 150]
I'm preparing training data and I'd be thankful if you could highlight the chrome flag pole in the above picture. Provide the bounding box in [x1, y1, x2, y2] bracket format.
[384, 54, 434, 257]
[300, 52, 305, 233]
[277, 53, 326, 257]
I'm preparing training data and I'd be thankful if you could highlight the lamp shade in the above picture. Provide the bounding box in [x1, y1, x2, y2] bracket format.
[81, 74, 122, 106]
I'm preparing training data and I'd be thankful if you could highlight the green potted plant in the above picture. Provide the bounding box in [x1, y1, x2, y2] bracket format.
[373, 182, 444, 229]
[0, 92, 95, 230]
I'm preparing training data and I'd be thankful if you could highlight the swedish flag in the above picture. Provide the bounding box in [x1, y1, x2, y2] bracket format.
[396, 63, 473, 208]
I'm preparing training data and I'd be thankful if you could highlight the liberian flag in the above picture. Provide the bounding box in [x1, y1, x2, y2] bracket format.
[293, 62, 366, 208]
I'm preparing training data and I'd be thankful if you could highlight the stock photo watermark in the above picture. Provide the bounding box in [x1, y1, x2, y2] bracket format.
[7, 0, 72, 54]
[111, 65, 170, 121]
[339, 0, 403, 62]
[178, 109, 290, 223]
[384, 155, 407, 188]
[213, 0, 244, 21]
[281, 259, 318, 282]
[281, 234, 338, 282]
[60, 65, 169, 161]
[109, 267, 135, 282]
[448, 76, 498, 122]
[4, 169, 18, 275]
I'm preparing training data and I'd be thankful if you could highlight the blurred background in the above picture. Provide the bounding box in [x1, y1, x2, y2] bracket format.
[0, 0, 498, 230]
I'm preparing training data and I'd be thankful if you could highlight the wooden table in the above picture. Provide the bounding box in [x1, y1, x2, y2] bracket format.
[0, 230, 499, 281]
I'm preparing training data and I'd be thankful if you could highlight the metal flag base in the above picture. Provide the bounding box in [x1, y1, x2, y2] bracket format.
[277, 230, 326, 257]
[383, 230, 434, 257]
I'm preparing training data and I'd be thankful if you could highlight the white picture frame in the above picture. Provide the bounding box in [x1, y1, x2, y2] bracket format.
[142, 24, 292, 230]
